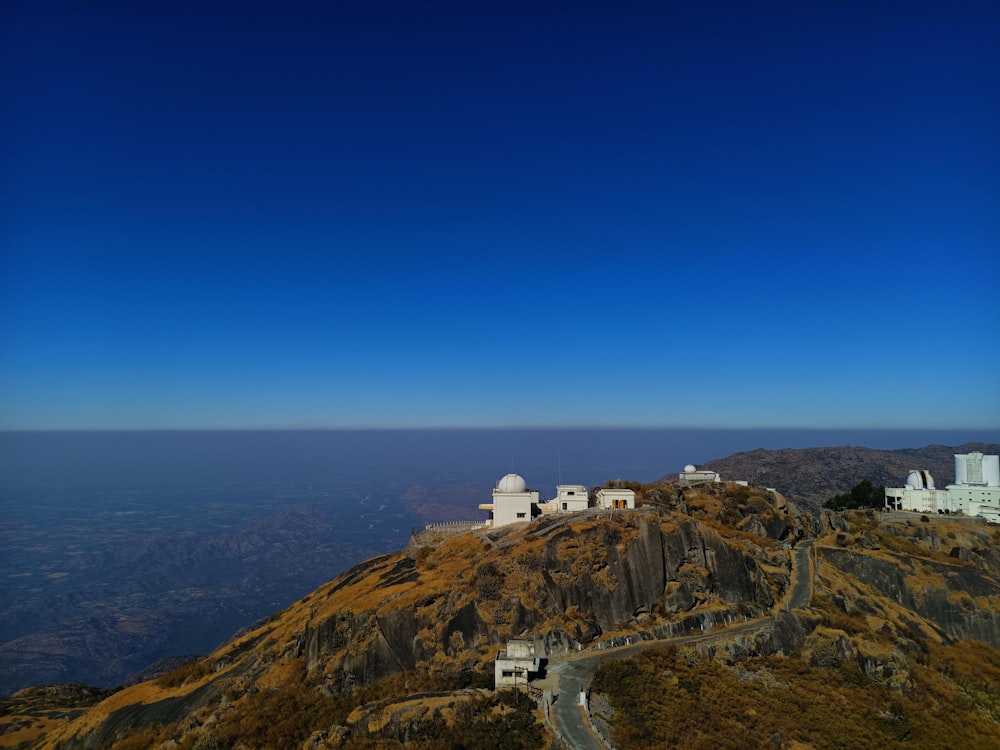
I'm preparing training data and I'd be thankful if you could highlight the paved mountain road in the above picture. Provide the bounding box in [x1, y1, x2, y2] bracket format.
[540, 539, 815, 749]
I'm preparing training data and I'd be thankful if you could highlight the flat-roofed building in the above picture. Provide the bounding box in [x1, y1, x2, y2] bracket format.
[494, 639, 540, 688]
[552, 484, 589, 512]
[594, 487, 635, 510]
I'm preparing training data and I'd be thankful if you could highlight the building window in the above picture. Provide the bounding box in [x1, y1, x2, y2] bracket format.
[516, 512, 526, 518]
[562, 502, 567, 510]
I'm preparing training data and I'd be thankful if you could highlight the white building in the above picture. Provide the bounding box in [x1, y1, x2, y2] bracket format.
[679, 464, 720, 487]
[479, 473, 539, 527]
[538, 484, 590, 514]
[594, 487, 635, 510]
[884, 453, 1000, 521]
[494, 639, 540, 688]
[947, 452, 1000, 522]
[884, 469, 949, 513]
[480, 474, 643, 528]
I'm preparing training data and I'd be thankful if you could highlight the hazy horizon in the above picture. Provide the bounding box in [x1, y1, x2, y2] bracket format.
[2, 424, 1000, 434]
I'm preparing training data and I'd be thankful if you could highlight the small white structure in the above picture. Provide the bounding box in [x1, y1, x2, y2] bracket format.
[947, 452, 1000, 522]
[679, 464, 720, 487]
[479, 474, 539, 527]
[884, 453, 1000, 521]
[538, 484, 590, 514]
[494, 639, 540, 688]
[594, 487, 635, 510]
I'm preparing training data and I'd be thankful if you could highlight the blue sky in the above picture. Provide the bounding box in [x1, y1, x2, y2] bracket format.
[2, 1, 998, 429]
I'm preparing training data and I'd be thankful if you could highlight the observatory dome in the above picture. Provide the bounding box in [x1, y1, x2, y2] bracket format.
[497, 473, 527, 493]
[683, 464, 697, 474]
[905, 470, 935, 490]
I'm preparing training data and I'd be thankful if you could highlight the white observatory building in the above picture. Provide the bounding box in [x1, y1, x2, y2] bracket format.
[884, 452, 1000, 521]
[478, 473, 636, 528]
[479, 473, 539, 527]
[884, 469, 948, 513]
[679, 464, 720, 487]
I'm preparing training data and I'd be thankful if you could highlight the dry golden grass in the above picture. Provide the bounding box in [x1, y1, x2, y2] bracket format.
[593, 639, 1000, 750]
[812, 556, 946, 645]
[0, 719, 53, 748]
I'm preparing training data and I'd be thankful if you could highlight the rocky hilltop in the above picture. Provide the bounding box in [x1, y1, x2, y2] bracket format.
[4, 464, 1000, 749]
[666, 441, 1000, 512]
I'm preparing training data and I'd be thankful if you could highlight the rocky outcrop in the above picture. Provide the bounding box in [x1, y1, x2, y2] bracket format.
[302, 510, 788, 688]
[819, 547, 1000, 648]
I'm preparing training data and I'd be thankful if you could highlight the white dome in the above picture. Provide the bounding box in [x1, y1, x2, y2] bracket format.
[906, 470, 935, 490]
[683, 464, 697, 474]
[497, 473, 527, 493]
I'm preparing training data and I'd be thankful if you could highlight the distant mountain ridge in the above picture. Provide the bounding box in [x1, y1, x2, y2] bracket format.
[662, 442, 1000, 512]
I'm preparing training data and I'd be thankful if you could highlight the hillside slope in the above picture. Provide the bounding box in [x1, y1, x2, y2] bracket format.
[589, 509, 1000, 749]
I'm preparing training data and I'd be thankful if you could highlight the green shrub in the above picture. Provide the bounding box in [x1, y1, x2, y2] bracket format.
[824, 480, 884, 511]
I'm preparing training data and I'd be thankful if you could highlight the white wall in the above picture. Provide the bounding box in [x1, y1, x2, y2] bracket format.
[954, 453, 1000, 487]
[885, 486, 949, 512]
[555, 484, 589, 511]
[492, 490, 538, 526]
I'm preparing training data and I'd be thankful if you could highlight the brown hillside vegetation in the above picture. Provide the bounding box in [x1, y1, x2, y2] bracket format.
[592, 639, 1000, 750]
[591, 508, 1000, 749]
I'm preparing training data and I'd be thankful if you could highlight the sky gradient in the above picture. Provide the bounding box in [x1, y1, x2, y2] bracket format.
[2, 1, 998, 429]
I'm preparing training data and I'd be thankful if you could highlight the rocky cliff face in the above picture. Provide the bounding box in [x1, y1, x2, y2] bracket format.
[819, 545, 1000, 647]
[304, 507, 789, 690]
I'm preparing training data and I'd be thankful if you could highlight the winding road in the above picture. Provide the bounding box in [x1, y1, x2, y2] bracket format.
[539, 539, 815, 750]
